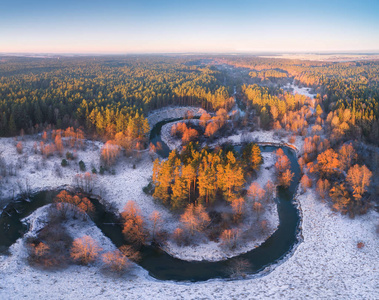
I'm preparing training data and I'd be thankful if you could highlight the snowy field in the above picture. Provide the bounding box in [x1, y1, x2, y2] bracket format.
[0, 136, 177, 231]
[283, 83, 316, 99]
[0, 186, 377, 299]
[260, 53, 379, 62]
[147, 106, 206, 128]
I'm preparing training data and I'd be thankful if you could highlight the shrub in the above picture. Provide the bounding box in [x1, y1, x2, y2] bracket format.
[220, 228, 241, 249]
[102, 250, 130, 273]
[79, 160, 86, 171]
[72, 173, 96, 195]
[288, 136, 296, 144]
[99, 166, 105, 175]
[142, 182, 154, 195]
[70, 236, 102, 265]
[61, 159, 68, 167]
[119, 245, 141, 262]
[172, 228, 185, 246]
[100, 141, 120, 167]
[121, 201, 147, 247]
[54, 163, 63, 178]
[16, 141, 23, 154]
[66, 151, 74, 160]
[227, 258, 251, 279]
[26, 221, 73, 269]
[91, 167, 97, 174]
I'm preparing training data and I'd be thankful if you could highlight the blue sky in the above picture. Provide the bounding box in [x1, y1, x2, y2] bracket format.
[1, 0, 378, 53]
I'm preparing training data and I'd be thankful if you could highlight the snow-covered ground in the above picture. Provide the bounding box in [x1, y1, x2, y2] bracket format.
[0, 137, 102, 208]
[160, 119, 201, 151]
[209, 129, 303, 154]
[1, 187, 377, 299]
[0, 131, 279, 263]
[161, 119, 302, 153]
[147, 106, 206, 129]
[283, 83, 316, 99]
[23, 204, 117, 256]
[0, 136, 177, 231]
[0, 108, 377, 299]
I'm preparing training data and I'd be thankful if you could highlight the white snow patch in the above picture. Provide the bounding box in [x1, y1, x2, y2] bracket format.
[147, 106, 206, 128]
[283, 83, 316, 99]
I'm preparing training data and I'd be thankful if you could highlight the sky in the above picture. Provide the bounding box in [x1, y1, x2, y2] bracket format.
[1, 0, 379, 54]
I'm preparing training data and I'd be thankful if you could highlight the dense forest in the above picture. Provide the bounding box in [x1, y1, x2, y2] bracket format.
[152, 142, 263, 209]
[221, 56, 379, 145]
[0, 56, 232, 141]
[217, 56, 378, 215]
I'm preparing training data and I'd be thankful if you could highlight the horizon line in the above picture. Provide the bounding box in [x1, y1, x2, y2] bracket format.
[1, 50, 379, 56]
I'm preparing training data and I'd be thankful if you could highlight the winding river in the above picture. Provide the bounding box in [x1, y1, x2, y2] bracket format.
[0, 119, 301, 282]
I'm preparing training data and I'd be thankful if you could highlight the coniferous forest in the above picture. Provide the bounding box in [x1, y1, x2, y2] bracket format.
[0, 56, 231, 139]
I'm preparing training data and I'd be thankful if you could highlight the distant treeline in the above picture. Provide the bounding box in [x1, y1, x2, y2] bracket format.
[220, 56, 379, 145]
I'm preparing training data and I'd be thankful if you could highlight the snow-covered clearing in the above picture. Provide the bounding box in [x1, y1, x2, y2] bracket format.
[147, 106, 206, 129]
[283, 83, 316, 99]
[160, 119, 201, 151]
[161, 118, 303, 153]
[0, 136, 177, 232]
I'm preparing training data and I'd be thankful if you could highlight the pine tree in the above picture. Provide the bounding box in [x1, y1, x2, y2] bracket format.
[251, 144, 263, 170]
[8, 113, 17, 136]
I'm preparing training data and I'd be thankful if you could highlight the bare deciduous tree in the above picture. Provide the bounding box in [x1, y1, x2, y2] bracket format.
[346, 164, 372, 201]
[180, 204, 210, 235]
[70, 235, 102, 265]
[102, 249, 130, 273]
[220, 228, 241, 249]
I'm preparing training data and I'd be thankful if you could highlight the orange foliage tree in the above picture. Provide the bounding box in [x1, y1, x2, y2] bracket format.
[247, 182, 265, 204]
[338, 143, 357, 171]
[121, 201, 147, 246]
[231, 197, 245, 222]
[316, 149, 340, 177]
[100, 141, 121, 167]
[54, 190, 95, 218]
[346, 164, 372, 201]
[220, 228, 241, 249]
[329, 183, 351, 213]
[180, 204, 210, 235]
[300, 174, 312, 193]
[316, 178, 330, 199]
[279, 169, 294, 188]
[149, 211, 163, 241]
[70, 236, 102, 264]
[102, 249, 130, 273]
